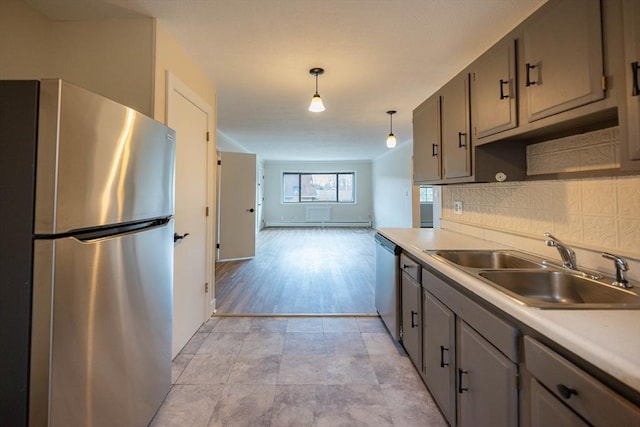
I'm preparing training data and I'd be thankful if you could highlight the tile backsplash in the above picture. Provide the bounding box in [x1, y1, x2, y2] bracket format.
[440, 127, 639, 280]
[526, 127, 620, 175]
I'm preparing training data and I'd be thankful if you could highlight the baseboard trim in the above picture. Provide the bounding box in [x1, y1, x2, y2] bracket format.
[265, 221, 371, 228]
[212, 313, 379, 318]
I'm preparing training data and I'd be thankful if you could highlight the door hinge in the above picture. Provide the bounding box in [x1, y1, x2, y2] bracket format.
[206, 131, 210, 142]
[205, 282, 209, 293]
[217, 159, 221, 165]
[601, 75, 607, 91]
[206, 206, 210, 216]
[216, 243, 220, 249]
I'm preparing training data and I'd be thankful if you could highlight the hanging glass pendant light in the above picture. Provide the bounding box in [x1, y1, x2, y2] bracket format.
[386, 110, 397, 148]
[308, 68, 326, 112]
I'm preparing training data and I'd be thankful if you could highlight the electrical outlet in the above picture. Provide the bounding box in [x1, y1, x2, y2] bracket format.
[454, 200, 463, 215]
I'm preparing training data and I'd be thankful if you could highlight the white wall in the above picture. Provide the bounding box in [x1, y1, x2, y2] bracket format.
[0, 0, 52, 79]
[263, 160, 372, 226]
[371, 142, 414, 228]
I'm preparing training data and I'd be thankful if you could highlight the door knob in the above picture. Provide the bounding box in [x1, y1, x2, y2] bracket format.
[247, 208, 255, 213]
[174, 232, 190, 243]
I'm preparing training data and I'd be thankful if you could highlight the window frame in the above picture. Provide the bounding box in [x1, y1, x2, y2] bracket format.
[282, 171, 356, 204]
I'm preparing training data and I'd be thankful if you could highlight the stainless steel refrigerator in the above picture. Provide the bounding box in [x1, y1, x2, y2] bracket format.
[1, 79, 176, 426]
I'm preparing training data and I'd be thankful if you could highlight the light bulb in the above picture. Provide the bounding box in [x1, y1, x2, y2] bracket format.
[309, 94, 325, 112]
[386, 133, 397, 148]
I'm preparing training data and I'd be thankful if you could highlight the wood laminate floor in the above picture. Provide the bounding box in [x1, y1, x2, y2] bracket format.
[215, 228, 376, 314]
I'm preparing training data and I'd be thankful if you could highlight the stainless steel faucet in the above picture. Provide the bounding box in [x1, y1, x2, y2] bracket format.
[544, 232, 578, 270]
[602, 253, 631, 289]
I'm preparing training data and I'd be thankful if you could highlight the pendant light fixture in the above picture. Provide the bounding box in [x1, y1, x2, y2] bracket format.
[386, 110, 397, 148]
[308, 67, 326, 112]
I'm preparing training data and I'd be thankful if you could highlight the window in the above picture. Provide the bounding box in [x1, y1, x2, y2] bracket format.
[283, 172, 355, 203]
[419, 186, 434, 203]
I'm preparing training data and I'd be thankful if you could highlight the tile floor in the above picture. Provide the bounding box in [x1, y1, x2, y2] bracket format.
[151, 316, 447, 427]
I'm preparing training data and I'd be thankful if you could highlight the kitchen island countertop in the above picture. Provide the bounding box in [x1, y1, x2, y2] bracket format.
[377, 227, 640, 395]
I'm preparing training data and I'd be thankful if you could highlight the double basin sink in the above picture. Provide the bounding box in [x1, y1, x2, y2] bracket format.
[426, 250, 640, 309]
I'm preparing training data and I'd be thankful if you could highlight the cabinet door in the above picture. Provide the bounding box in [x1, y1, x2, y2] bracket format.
[413, 95, 441, 182]
[530, 379, 589, 427]
[423, 291, 456, 425]
[457, 320, 517, 427]
[623, 0, 640, 161]
[523, 0, 604, 122]
[441, 75, 471, 179]
[401, 272, 422, 369]
[472, 38, 517, 139]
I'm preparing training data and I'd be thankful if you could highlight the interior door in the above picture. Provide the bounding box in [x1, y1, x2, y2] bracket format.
[218, 151, 256, 260]
[167, 77, 210, 358]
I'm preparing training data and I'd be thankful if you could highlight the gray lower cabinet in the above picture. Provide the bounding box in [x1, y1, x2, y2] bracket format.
[401, 254, 422, 369]
[522, 0, 604, 122]
[422, 267, 519, 427]
[530, 379, 588, 427]
[524, 336, 640, 426]
[423, 290, 456, 425]
[457, 320, 518, 427]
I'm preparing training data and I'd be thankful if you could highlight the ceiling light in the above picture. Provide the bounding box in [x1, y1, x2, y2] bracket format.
[386, 110, 397, 148]
[308, 67, 325, 112]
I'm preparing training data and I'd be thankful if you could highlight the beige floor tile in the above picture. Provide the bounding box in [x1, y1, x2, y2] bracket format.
[323, 332, 368, 356]
[181, 332, 209, 354]
[285, 317, 324, 333]
[239, 332, 285, 356]
[176, 354, 236, 385]
[197, 332, 247, 356]
[362, 332, 405, 356]
[250, 317, 288, 332]
[150, 384, 222, 427]
[356, 317, 387, 333]
[212, 317, 252, 332]
[171, 353, 193, 384]
[207, 384, 275, 427]
[382, 382, 448, 427]
[283, 332, 326, 356]
[322, 317, 360, 332]
[278, 355, 327, 384]
[227, 354, 281, 385]
[326, 354, 378, 385]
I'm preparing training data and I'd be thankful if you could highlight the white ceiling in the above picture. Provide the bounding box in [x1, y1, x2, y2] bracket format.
[26, 0, 547, 161]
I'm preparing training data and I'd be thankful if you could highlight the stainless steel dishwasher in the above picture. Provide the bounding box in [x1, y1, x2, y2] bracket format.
[375, 233, 402, 340]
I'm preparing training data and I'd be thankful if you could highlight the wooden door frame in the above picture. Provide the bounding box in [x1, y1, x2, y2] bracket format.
[166, 71, 216, 316]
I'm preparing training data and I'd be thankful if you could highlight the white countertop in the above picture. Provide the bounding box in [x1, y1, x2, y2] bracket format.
[377, 227, 640, 394]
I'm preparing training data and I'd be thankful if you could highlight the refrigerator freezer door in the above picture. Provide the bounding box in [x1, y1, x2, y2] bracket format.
[34, 79, 176, 235]
[30, 222, 173, 427]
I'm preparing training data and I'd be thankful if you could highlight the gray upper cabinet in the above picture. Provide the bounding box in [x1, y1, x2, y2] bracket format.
[457, 320, 518, 427]
[472, 38, 518, 139]
[413, 95, 441, 182]
[522, 0, 604, 122]
[623, 0, 640, 162]
[441, 74, 471, 179]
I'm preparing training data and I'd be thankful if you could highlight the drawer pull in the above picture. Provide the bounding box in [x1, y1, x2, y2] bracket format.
[499, 79, 509, 99]
[632, 61, 639, 96]
[458, 369, 468, 393]
[440, 345, 449, 367]
[557, 384, 578, 400]
[411, 311, 418, 328]
[526, 63, 537, 86]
